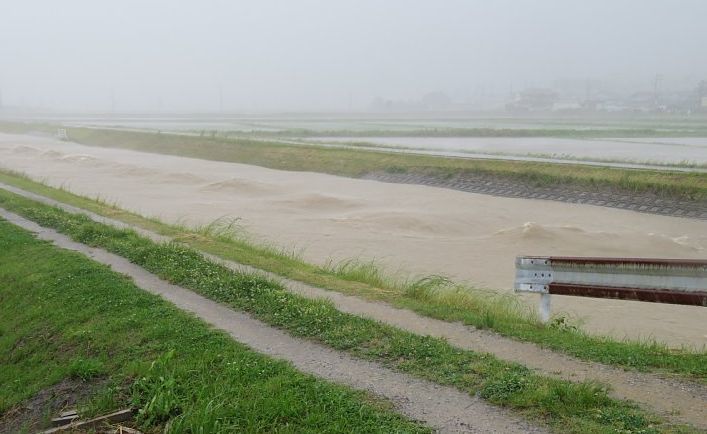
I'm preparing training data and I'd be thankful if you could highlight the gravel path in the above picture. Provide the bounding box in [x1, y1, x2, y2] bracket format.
[2, 182, 706, 429]
[0, 208, 544, 434]
[363, 172, 707, 220]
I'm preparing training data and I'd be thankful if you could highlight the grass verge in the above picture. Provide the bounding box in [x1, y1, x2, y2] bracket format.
[0, 188, 696, 433]
[0, 169, 705, 381]
[0, 220, 427, 433]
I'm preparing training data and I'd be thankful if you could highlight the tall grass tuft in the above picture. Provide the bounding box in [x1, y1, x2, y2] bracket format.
[324, 258, 391, 289]
[404, 275, 537, 327]
[193, 216, 244, 240]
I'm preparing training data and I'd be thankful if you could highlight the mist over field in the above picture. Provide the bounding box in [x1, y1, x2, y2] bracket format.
[2, 0, 707, 112]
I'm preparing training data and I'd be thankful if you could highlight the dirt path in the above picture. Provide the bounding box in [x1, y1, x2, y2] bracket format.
[2, 182, 706, 429]
[0, 208, 543, 434]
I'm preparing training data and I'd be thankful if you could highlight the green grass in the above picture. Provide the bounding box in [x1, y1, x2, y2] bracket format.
[1, 169, 705, 381]
[0, 189, 696, 433]
[0, 221, 428, 433]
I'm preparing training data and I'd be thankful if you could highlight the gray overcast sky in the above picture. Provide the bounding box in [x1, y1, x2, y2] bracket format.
[1, 0, 706, 111]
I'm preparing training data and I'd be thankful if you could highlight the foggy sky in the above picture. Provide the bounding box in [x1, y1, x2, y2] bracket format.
[2, 0, 706, 112]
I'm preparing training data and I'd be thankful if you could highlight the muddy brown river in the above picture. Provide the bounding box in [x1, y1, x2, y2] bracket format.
[1, 133, 705, 349]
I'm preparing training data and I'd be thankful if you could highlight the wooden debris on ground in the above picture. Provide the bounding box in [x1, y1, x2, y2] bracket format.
[39, 408, 140, 433]
[110, 425, 143, 434]
[50, 409, 78, 427]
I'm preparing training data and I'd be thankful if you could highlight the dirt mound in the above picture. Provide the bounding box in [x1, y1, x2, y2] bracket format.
[0, 378, 105, 434]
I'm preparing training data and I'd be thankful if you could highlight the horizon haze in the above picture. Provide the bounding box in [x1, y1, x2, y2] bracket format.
[2, 0, 707, 112]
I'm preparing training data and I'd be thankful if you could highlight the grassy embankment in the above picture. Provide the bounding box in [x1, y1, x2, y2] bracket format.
[0, 169, 705, 382]
[0, 220, 427, 433]
[1, 121, 704, 201]
[67, 127, 707, 201]
[0, 188, 700, 433]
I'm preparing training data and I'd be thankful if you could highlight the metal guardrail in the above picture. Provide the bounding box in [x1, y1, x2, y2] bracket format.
[514, 256, 707, 321]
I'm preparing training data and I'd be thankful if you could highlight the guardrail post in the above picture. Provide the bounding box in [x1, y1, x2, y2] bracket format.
[539, 293, 551, 322]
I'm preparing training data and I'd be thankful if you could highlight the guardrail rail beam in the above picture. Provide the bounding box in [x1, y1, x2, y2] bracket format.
[514, 256, 707, 322]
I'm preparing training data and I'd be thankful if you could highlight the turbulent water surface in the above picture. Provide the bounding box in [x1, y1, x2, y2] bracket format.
[1, 132, 706, 348]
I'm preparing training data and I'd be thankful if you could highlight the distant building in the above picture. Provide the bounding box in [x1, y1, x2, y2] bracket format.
[506, 88, 558, 112]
